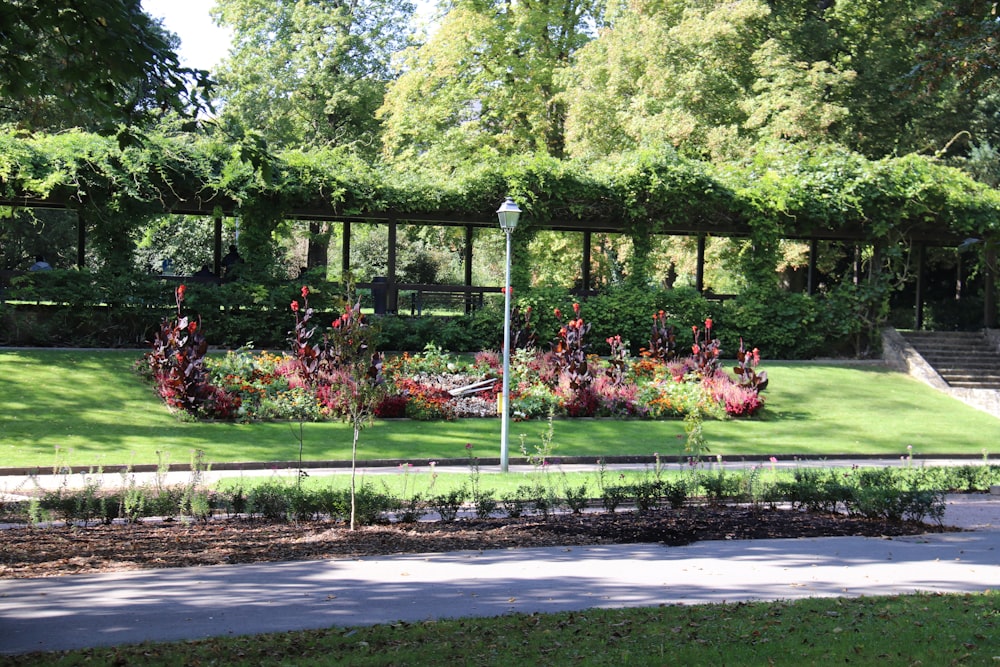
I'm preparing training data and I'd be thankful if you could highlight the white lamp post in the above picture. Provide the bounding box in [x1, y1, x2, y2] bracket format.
[497, 196, 521, 473]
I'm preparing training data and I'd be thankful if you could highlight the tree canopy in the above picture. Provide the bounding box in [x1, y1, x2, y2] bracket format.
[212, 0, 414, 154]
[0, 0, 213, 131]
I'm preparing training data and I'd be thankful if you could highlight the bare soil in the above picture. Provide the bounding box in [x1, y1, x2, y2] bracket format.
[0, 506, 950, 579]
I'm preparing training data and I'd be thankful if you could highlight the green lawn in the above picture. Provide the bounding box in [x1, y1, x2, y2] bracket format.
[1, 350, 998, 470]
[6, 592, 998, 666]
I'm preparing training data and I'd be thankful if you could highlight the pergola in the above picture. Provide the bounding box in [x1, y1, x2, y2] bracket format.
[1, 190, 988, 330]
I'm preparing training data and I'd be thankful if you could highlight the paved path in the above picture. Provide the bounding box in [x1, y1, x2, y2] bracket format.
[1, 495, 999, 656]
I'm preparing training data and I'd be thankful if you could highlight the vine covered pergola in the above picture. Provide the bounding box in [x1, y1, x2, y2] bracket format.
[2, 129, 999, 327]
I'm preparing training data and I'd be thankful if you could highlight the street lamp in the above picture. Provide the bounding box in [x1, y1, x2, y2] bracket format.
[497, 196, 521, 473]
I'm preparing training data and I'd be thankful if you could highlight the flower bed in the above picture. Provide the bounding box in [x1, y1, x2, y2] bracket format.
[139, 287, 768, 425]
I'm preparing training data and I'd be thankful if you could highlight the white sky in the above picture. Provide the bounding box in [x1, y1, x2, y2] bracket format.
[141, 1, 438, 73]
[142, 0, 233, 72]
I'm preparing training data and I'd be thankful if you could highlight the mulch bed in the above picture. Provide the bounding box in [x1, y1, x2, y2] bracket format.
[0, 505, 952, 579]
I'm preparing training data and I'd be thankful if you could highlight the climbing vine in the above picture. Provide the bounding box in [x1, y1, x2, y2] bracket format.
[2, 127, 999, 282]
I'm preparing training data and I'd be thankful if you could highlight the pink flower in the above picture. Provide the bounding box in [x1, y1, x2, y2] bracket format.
[705, 318, 713, 330]
[465, 442, 473, 450]
[554, 308, 562, 319]
[691, 325, 698, 335]
[573, 302, 580, 315]
[769, 456, 778, 464]
[290, 300, 299, 312]
[301, 285, 309, 298]
[692, 344, 700, 354]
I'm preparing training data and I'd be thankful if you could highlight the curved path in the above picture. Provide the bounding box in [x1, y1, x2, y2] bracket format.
[1, 495, 998, 656]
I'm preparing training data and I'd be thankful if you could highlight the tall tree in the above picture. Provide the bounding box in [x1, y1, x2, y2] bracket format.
[213, 0, 414, 154]
[0, 0, 212, 130]
[560, 0, 980, 161]
[560, 0, 855, 159]
[378, 0, 602, 168]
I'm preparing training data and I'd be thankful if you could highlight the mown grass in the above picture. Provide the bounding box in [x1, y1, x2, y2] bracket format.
[4, 592, 997, 666]
[1, 350, 998, 470]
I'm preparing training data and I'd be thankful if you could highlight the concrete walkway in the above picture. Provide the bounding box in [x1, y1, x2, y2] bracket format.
[1, 494, 999, 656]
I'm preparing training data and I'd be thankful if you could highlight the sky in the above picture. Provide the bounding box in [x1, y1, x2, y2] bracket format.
[141, 1, 438, 73]
[142, 0, 233, 72]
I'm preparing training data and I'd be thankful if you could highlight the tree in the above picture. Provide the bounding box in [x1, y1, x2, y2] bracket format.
[378, 0, 602, 167]
[560, 0, 773, 159]
[0, 0, 213, 130]
[212, 0, 414, 154]
[559, 0, 981, 161]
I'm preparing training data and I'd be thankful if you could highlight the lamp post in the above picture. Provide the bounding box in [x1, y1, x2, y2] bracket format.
[497, 197, 521, 473]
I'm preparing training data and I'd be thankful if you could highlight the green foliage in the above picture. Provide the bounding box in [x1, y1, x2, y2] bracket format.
[716, 289, 825, 359]
[214, 0, 413, 154]
[0, 1, 213, 130]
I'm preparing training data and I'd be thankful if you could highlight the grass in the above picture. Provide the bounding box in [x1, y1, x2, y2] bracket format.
[4, 592, 998, 666]
[1, 350, 999, 470]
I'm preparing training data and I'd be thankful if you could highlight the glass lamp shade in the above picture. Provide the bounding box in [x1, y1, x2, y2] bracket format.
[496, 197, 521, 230]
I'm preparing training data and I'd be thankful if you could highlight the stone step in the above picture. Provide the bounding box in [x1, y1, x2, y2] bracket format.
[947, 382, 1000, 390]
[925, 361, 1000, 371]
[899, 330, 1000, 390]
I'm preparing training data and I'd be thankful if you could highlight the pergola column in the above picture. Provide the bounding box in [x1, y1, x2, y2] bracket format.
[986, 242, 997, 329]
[213, 215, 223, 276]
[387, 218, 398, 313]
[341, 221, 351, 280]
[914, 242, 926, 331]
[695, 234, 706, 293]
[807, 238, 818, 295]
[582, 231, 592, 292]
[464, 225, 474, 313]
[76, 211, 86, 269]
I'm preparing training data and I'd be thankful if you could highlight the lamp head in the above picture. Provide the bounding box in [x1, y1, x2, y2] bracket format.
[496, 197, 521, 231]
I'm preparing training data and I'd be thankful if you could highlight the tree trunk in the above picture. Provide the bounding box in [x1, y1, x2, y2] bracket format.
[350, 425, 359, 531]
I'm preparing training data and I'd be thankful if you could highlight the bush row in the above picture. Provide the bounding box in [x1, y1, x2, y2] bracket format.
[8, 463, 997, 528]
[4, 272, 867, 358]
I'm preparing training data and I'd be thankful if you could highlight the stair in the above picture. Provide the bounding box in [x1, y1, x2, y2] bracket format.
[899, 331, 1000, 390]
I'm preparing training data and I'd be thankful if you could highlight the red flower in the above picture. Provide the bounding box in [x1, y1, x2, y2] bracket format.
[301, 285, 309, 299]
[554, 308, 562, 319]
[188, 321, 197, 333]
[573, 302, 580, 315]
[705, 317, 713, 330]
[691, 325, 698, 335]
[290, 300, 299, 312]
[176, 284, 186, 301]
[692, 344, 700, 355]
